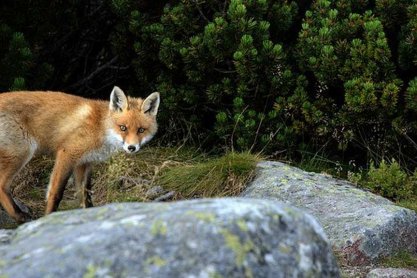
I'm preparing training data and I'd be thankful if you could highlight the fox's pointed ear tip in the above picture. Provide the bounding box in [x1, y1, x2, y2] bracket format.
[112, 86, 121, 92]
[146, 92, 160, 100]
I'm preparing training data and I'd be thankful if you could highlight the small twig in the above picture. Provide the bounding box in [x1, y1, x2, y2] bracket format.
[193, 0, 210, 22]
[68, 56, 119, 89]
[222, 0, 228, 14]
[249, 115, 264, 153]
[213, 68, 236, 74]
[118, 176, 149, 189]
[150, 160, 183, 185]
[231, 106, 249, 152]
[258, 127, 282, 155]
[154, 191, 175, 202]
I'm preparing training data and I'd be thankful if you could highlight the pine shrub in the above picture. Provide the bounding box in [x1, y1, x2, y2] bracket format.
[349, 159, 417, 201]
[2, 0, 417, 170]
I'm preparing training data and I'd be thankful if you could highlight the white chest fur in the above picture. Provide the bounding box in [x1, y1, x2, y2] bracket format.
[79, 129, 123, 164]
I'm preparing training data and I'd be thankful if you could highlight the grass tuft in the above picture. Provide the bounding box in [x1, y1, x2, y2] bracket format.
[380, 250, 417, 269]
[158, 152, 259, 198]
[5, 147, 258, 225]
[396, 198, 417, 212]
[91, 147, 204, 206]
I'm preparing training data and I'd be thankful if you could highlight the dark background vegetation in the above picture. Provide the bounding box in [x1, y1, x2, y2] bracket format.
[1, 0, 417, 171]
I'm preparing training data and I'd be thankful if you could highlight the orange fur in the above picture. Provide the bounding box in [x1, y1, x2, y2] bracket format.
[0, 87, 160, 223]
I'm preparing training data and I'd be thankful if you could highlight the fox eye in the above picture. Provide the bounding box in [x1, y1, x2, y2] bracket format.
[119, 125, 127, 132]
[138, 127, 145, 133]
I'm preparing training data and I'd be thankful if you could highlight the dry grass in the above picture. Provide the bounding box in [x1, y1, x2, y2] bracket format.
[12, 156, 54, 218]
[7, 147, 258, 223]
[158, 152, 259, 198]
[91, 147, 202, 206]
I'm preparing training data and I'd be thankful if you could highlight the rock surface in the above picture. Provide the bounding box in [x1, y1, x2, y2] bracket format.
[0, 229, 12, 244]
[367, 268, 417, 278]
[0, 198, 340, 278]
[241, 161, 417, 265]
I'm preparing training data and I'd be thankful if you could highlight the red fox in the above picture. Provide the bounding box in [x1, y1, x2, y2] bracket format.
[0, 86, 160, 223]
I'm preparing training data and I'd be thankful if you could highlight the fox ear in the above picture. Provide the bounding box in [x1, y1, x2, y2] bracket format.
[142, 92, 160, 116]
[109, 86, 128, 112]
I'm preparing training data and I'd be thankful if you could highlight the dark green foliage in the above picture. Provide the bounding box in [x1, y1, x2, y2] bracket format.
[112, 0, 300, 150]
[0, 29, 33, 90]
[2, 0, 417, 172]
[398, 3, 417, 73]
[366, 159, 413, 200]
[406, 78, 417, 112]
[349, 159, 417, 201]
[0, 0, 128, 94]
[295, 0, 403, 155]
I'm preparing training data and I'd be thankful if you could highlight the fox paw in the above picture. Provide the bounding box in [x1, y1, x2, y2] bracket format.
[14, 211, 33, 224]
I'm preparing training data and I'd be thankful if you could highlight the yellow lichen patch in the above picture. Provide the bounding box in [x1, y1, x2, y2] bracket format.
[146, 256, 167, 267]
[283, 207, 299, 218]
[290, 172, 302, 179]
[186, 211, 216, 223]
[83, 264, 97, 278]
[272, 214, 281, 221]
[279, 178, 289, 184]
[151, 220, 167, 236]
[279, 244, 292, 254]
[304, 180, 315, 186]
[220, 229, 254, 267]
[209, 272, 224, 278]
[236, 220, 248, 232]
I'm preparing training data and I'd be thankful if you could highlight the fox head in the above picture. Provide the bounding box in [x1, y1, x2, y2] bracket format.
[108, 86, 160, 154]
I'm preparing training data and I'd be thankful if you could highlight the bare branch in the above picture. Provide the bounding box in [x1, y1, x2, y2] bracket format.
[67, 56, 119, 89]
[193, 0, 210, 22]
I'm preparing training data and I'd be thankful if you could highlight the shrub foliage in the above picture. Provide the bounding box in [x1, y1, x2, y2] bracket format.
[1, 0, 417, 167]
[349, 159, 417, 201]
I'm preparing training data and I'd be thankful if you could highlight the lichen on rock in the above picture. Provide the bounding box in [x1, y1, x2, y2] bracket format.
[241, 161, 417, 265]
[0, 198, 340, 277]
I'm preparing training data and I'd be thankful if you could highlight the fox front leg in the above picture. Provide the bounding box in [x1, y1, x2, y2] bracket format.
[0, 151, 34, 223]
[74, 163, 93, 208]
[45, 150, 74, 214]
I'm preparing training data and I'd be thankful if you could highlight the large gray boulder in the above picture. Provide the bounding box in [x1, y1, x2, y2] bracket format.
[0, 198, 340, 277]
[241, 161, 417, 265]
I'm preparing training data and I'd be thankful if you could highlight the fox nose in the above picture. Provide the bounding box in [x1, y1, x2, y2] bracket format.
[127, 145, 136, 152]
